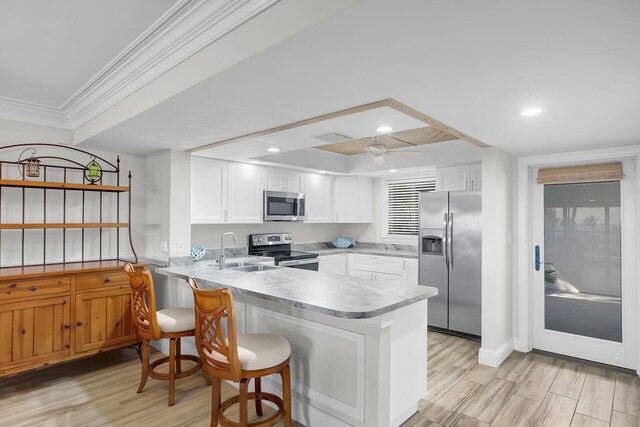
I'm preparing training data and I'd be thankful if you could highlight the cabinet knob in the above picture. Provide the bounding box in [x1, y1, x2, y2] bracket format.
[29, 285, 38, 291]
[76, 321, 83, 326]
[104, 277, 111, 283]
[64, 324, 71, 329]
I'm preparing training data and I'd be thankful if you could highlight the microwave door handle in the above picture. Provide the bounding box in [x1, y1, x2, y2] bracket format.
[443, 213, 449, 270]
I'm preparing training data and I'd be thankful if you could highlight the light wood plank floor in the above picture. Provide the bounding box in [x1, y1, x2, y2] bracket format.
[403, 332, 640, 427]
[1, 332, 638, 427]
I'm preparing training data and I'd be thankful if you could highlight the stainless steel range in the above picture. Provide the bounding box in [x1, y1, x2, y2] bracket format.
[248, 233, 319, 271]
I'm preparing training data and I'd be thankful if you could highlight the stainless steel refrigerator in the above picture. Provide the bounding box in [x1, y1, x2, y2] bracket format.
[419, 190, 482, 337]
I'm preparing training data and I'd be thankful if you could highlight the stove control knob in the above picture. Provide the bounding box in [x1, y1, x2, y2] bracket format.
[257, 238, 262, 242]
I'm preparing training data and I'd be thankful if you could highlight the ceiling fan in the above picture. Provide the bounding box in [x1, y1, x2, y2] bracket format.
[363, 137, 422, 164]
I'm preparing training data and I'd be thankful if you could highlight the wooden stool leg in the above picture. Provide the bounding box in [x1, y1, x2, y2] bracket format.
[211, 378, 221, 427]
[280, 365, 292, 427]
[202, 364, 212, 385]
[137, 340, 150, 393]
[254, 377, 263, 416]
[176, 337, 182, 373]
[168, 338, 176, 406]
[239, 378, 249, 427]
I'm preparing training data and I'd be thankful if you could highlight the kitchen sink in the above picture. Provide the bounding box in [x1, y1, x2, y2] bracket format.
[230, 264, 280, 272]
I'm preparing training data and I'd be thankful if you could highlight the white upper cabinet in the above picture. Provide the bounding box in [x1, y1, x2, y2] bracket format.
[266, 169, 302, 193]
[191, 157, 227, 223]
[435, 163, 482, 191]
[303, 173, 333, 223]
[334, 176, 372, 223]
[227, 163, 264, 224]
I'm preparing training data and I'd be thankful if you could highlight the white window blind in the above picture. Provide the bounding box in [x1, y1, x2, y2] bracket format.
[387, 178, 436, 236]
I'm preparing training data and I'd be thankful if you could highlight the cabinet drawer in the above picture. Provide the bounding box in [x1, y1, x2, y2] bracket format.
[349, 254, 403, 274]
[0, 277, 71, 300]
[75, 271, 129, 291]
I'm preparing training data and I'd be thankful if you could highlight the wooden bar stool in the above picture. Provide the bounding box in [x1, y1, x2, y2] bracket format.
[188, 277, 292, 427]
[124, 263, 210, 406]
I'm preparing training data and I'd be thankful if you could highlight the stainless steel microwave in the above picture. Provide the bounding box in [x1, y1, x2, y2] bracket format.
[263, 191, 305, 221]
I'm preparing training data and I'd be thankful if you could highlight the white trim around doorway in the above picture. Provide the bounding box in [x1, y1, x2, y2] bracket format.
[516, 144, 640, 373]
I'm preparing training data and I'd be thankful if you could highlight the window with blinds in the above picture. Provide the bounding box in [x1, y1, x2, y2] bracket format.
[387, 178, 436, 236]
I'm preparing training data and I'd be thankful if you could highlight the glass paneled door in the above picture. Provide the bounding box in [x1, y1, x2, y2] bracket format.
[531, 164, 636, 368]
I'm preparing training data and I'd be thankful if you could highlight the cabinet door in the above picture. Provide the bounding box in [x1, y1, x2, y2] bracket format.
[357, 176, 373, 222]
[318, 255, 339, 274]
[304, 173, 333, 223]
[404, 259, 419, 285]
[0, 296, 71, 370]
[267, 169, 302, 193]
[468, 164, 482, 190]
[349, 269, 374, 280]
[374, 271, 404, 282]
[435, 165, 469, 191]
[75, 289, 136, 353]
[334, 176, 359, 223]
[227, 163, 263, 224]
[191, 157, 227, 223]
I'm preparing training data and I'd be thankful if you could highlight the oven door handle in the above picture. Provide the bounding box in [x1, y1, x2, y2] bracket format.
[278, 258, 319, 267]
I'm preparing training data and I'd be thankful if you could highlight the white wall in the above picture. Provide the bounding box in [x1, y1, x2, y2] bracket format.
[192, 222, 344, 248]
[0, 143, 147, 266]
[0, 119, 72, 145]
[479, 147, 514, 367]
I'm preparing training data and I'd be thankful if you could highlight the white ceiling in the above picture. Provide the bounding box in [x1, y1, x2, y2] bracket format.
[0, 0, 176, 107]
[43, 0, 640, 156]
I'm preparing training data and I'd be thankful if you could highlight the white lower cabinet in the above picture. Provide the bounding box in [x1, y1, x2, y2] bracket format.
[318, 254, 347, 275]
[345, 253, 418, 285]
[404, 259, 419, 285]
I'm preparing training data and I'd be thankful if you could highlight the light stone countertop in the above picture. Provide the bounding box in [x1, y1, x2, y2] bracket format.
[310, 248, 419, 259]
[157, 262, 436, 319]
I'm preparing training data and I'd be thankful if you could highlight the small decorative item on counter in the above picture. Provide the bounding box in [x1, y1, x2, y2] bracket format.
[332, 236, 356, 249]
[191, 244, 206, 262]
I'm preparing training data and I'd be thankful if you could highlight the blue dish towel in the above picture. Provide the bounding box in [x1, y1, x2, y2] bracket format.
[332, 236, 356, 248]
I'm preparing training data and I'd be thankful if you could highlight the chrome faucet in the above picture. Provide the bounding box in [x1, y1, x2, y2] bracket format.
[219, 232, 237, 269]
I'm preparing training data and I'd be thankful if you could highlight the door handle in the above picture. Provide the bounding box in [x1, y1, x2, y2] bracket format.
[443, 213, 449, 269]
[535, 245, 542, 271]
[448, 213, 453, 270]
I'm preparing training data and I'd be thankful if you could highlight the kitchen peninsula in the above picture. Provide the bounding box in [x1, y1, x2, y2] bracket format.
[159, 262, 437, 427]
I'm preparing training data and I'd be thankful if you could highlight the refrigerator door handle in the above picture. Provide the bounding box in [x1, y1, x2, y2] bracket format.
[448, 213, 454, 270]
[443, 213, 449, 269]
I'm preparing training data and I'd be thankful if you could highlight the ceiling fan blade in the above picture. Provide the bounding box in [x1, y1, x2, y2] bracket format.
[387, 151, 422, 156]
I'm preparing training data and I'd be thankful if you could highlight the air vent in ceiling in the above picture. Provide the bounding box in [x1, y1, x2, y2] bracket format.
[313, 132, 352, 143]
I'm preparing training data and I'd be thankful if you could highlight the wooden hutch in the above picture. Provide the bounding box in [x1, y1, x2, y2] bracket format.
[0, 144, 144, 377]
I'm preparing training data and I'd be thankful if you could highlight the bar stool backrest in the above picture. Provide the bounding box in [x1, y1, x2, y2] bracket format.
[187, 278, 242, 382]
[124, 263, 161, 341]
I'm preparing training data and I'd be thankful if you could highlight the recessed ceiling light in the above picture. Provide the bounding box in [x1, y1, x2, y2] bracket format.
[388, 169, 398, 173]
[267, 147, 280, 152]
[519, 107, 544, 117]
[376, 126, 393, 133]
[318, 170, 326, 174]
[250, 160, 260, 164]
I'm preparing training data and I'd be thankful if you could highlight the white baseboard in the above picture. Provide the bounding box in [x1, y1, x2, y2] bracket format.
[478, 338, 514, 368]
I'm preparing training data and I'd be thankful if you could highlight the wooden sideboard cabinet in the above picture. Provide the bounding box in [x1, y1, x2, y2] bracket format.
[0, 261, 144, 377]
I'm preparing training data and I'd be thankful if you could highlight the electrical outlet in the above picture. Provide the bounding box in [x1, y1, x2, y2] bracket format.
[176, 241, 185, 254]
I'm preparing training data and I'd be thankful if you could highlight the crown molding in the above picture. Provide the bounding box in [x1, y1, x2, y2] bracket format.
[0, 96, 71, 130]
[61, 0, 280, 129]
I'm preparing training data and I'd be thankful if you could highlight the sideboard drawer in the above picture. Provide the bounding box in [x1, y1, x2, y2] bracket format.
[0, 277, 71, 300]
[75, 271, 129, 291]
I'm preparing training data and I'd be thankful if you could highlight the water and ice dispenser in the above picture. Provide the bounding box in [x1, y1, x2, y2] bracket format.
[421, 228, 443, 255]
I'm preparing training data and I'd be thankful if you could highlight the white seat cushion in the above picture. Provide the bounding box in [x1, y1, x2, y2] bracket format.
[237, 334, 291, 371]
[208, 334, 291, 371]
[156, 307, 195, 333]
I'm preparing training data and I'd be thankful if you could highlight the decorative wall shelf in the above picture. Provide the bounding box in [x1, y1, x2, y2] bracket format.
[0, 143, 138, 267]
[0, 179, 129, 192]
[0, 223, 128, 230]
